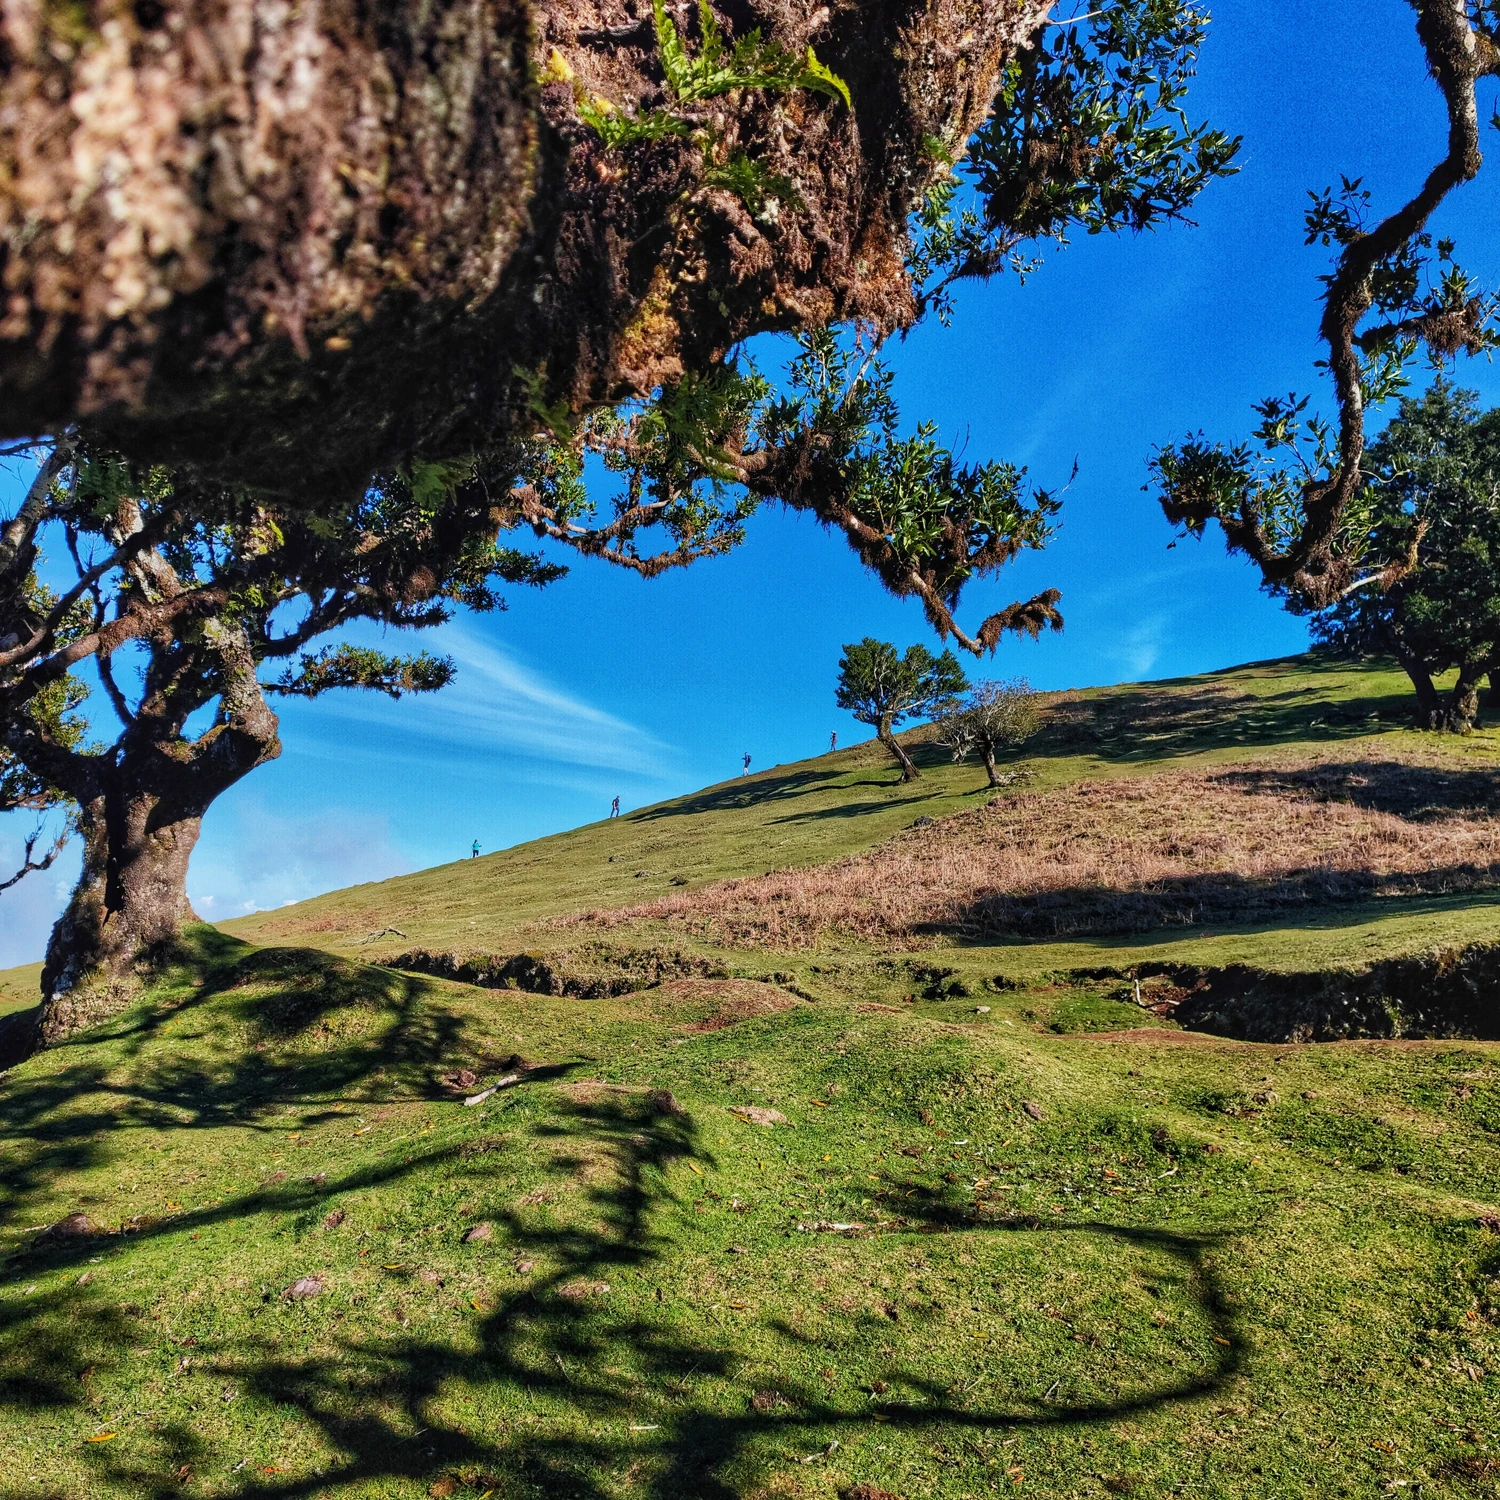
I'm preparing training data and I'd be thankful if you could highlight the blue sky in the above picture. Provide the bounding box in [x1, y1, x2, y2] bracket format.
[5, 0, 1500, 965]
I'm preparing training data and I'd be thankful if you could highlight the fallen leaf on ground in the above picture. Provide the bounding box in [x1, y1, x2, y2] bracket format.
[796, 1221, 865, 1234]
[464, 1222, 494, 1243]
[649, 1089, 687, 1117]
[322, 1209, 345, 1229]
[85, 1432, 116, 1443]
[686, 1160, 703, 1175]
[1021, 1101, 1045, 1121]
[282, 1275, 325, 1300]
[516, 1260, 535, 1273]
[842, 1485, 902, 1500]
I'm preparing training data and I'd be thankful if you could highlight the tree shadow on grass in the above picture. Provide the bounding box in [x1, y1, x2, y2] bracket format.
[1, 1065, 1248, 1500]
[0, 930, 502, 1245]
[1026, 670, 1423, 768]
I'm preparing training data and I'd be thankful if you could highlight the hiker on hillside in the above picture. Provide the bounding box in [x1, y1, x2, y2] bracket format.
[610, 796, 620, 818]
[471, 839, 480, 859]
[742, 752, 752, 775]
[830, 731, 837, 752]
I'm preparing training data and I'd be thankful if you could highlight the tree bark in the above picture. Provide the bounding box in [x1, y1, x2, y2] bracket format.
[0, 0, 1055, 497]
[878, 716, 919, 782]
[979, 737, 1000, 787]
[31, 664, 282, 1046]
[1444, 663, 1487, 734]
[1386, 629, 1446, 729]
[36, 783, 207, 1045]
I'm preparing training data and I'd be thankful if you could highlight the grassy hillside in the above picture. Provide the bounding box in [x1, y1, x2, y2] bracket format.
[227, 652, 1500, 979]
[3, 654, 1500, 1500]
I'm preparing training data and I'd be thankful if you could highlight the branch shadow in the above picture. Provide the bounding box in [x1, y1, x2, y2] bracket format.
[0, 933, 501, 1243]
[1, 1060, 1250, 1500]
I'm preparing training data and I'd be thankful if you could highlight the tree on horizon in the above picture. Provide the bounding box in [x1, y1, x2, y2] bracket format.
[836, 638, 970, 783]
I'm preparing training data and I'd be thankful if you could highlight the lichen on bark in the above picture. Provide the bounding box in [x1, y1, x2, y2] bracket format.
[0, 0, 1054, 494]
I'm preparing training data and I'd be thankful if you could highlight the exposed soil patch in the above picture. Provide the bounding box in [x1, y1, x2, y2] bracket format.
[568, 748, 1500, 947]
[1082, 942, 1500, 1042]
[382, 944, 726, 997]
[654, 978, 798, 1031]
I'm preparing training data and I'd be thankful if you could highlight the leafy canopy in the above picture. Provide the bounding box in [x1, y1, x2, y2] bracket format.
[1300, 381, 1500, 728]
[835, 638, 969, 731]
[1148, 1, 1500, 607]
[910, 0, 1240, 322]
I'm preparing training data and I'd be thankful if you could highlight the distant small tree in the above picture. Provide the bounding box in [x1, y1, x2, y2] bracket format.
[938, 679, 1041, 786]
[835, 639, 967, 783]
[1299, 382, 1500, 733]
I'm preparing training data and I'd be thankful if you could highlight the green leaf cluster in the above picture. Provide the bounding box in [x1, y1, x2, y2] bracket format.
[575, 1, 847, 215]
[1307, 382, 1500, 726]
[911, 0, 1239, 320]
[654, 0, 849, 107]
[835, 637, 968, 731]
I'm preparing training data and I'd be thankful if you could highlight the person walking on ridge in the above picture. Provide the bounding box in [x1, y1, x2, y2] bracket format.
[610, 796, 620, 818]
[742, 752, 752, 776]
[471, 839, 480, 859]
[830, 731, 837, 752]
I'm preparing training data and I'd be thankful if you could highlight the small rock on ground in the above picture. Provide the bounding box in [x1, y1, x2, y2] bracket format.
[731, 1106, 787, 1127]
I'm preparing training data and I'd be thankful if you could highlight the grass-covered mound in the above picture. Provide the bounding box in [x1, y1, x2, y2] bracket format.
[2, 931, 1499, 1499]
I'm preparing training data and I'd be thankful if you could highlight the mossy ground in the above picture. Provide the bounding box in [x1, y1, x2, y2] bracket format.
[2, 655, 1500, 1499]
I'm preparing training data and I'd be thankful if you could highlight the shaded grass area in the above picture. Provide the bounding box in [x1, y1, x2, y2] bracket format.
[2, 933, 1499, 1498]
[220, 654, 1491, 962]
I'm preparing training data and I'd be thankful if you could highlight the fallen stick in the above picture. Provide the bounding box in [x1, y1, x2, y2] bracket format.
[463, 1073, 520, 1106]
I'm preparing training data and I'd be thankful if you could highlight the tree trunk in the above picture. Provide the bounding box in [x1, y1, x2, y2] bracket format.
[0, 0, 1054, 497]
[878, 717, 919, 782]
[33, 662, 282, 1048]
[980, 738, 1000, 787]
[1444, 666, 1486, 734]
[35, 782, 209, 1046]
[1387, 631, 1446, 729]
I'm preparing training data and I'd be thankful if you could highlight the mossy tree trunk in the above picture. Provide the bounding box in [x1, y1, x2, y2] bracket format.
[0, 0, 1055, 497]
[28, 631, 282, 1046]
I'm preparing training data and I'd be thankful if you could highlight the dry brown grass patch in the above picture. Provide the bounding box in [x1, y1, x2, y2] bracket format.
[565, 746, 1500, 947]
[649, 978, 798, 1031]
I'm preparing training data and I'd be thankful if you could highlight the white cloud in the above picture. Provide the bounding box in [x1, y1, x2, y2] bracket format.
[189, 802, 409, 918]
[292, 622, 678, 781]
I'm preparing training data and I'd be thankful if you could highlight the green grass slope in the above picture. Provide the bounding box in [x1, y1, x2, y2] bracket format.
[2, 933, 1498, 1500]
[226, 652, 1500, 978]
[2, 653, 1499, 1500]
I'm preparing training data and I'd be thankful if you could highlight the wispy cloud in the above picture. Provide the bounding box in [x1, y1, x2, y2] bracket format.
[292, 622, 679, 781]
[0, 815, 78, 968]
